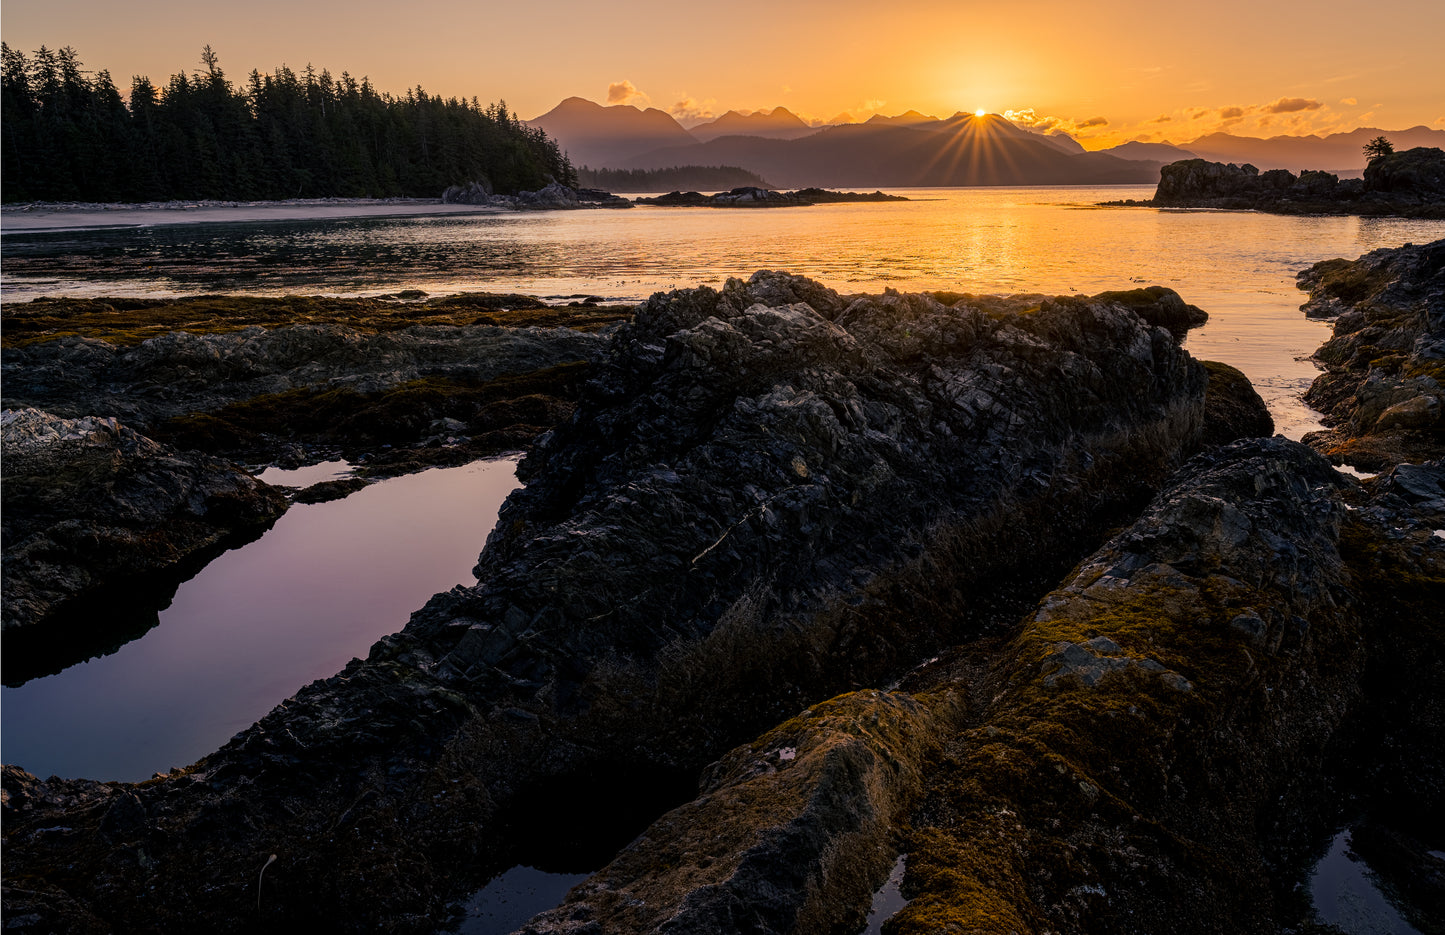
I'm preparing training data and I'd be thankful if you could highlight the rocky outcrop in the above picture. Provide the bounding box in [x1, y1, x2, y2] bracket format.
[1, 408, 288, 661]
[1138, 150, 1445, 217]
[0, 271, 1227, 932]
[491, 439, 1439, 935]
[2, 321, 609, 430]
[442, 181, 632, 209]
[1199, 360, 1274, 446]
[517, 689, 963, 935]
[635, 187, 908, 207]
[886, 438, 1444, 934]
[1297, 239, 1445, 468]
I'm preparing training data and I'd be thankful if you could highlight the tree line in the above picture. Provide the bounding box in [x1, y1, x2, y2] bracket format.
[1, 44, 575, 203]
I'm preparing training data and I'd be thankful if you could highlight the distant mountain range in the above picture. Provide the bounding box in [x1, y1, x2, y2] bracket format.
[621, 115, 1161, 188]
[1184, 126, 1445, 172]
[526, 98, 1445, 187]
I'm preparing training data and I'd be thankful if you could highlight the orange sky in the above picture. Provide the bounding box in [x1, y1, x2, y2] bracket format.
[4, 0, 1442, 147]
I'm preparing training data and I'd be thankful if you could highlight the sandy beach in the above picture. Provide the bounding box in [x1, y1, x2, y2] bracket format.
[0, 198, 507, 233]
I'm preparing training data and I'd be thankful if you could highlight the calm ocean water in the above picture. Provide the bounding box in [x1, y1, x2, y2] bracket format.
[6, 185, 1444, 438]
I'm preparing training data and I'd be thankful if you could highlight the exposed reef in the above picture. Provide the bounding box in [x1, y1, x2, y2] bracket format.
[1, 271, 1243, 933]
[1296, 239, 1445, 468]
[634, 186, 909, 207]
[442, 181, 633, 209]
[1108, 149, 1445, 218]
[510, 439, 1444, 934]
[1, 409, 288, 676]
[1, 295, 625, 466]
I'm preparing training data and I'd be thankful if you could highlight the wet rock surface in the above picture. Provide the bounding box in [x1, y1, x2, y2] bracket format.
[1, 271, 1229, 933]
[1297, 239, 1445, 469]
[1122, 150, 1445, 218]
[1, 318, 613, 437]
[517, 689, 962, 935]
[492, 438, 1442, 935]
[0, 408, 288, 675]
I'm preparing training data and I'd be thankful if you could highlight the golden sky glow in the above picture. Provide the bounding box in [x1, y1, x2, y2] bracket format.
[4, 0, 1442, 147]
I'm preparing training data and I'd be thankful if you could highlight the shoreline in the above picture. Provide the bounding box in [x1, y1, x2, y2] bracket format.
[0, 197, 509, 233]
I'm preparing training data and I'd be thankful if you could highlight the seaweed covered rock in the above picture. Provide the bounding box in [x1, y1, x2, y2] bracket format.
[1, 408, 287, 658]
[0, 271, 1216, 932]
[1298, 239, 1445, 469]
[517, 690, 963, 935]
[1, 321, 610, 432]
[1198, 359, 1274, 446]
[883, 437, 1443, 934]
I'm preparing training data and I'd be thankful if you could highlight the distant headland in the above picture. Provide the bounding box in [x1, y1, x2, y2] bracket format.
[1107, 146, 1445, 218]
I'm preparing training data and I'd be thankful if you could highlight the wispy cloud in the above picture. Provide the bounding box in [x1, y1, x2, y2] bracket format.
[606, 80, 649, 107]
[668, 95, 717, 125]
[1341, 97, 1358, 106]
[1004, 108, 1108, 137]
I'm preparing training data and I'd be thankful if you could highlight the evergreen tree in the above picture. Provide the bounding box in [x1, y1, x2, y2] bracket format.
[0, 44, 574, 203]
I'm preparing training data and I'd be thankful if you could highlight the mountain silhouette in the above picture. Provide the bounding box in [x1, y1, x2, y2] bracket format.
[1183, 126, 1445, 171]
[1098, 141, 1198, 162]
[525, 97, 697, 168]
[624, 114, 1158, 188]
[691, 107, 817, 142]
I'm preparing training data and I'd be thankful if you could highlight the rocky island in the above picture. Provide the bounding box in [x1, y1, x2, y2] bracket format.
[439, 182, 909, 210]
[1108, 147, 1445, 218]
[635, 187, 910, 208]
[2, 252, 1442, 933]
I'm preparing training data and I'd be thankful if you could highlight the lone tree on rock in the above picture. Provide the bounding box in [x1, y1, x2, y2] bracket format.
[1364, 136, 1395, 161]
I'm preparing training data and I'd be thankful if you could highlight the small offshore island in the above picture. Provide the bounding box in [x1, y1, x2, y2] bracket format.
[3, 240, 1444, 933]
[1107, 146, 1445, 218]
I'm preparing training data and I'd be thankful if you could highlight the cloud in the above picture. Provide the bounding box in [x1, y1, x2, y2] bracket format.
[1265, 96, 1322, 114]
[668, 96, 717, 125]
[1218, 106, 1246, 121]
[607, 80, 649, 107]
[1341, 97, 1358, 106]
[1004, 108, 1109, 137]
[1150, 114, 1173, 123]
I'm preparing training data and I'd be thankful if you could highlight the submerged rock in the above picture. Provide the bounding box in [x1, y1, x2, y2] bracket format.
[0, 408, 288, 661]
[0, 271, 1222, 932]
[1297, 239, 1444, 469]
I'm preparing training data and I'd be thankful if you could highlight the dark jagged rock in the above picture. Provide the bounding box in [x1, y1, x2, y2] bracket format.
[635, 186, 807, 207]
[1125, 150, 1445, 218]
[881, 437, 1444, 934]
[508, 440, 1440, 935]
[1297, 239, 1445, 468]
[634, 187, 909, 207]
[1, 322, 610, 431]
[1199, 359, 1275, 446]
[442, 181, 632, 209]
[517, 689, 964, 935]
[0, 408, 288, 651]
[0, 271, 1217, 933]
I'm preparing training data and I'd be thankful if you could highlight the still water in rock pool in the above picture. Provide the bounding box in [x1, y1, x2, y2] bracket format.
[0, 458, 521, 782]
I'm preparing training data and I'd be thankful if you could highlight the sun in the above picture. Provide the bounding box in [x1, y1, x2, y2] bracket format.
[975, 109, 986, 117]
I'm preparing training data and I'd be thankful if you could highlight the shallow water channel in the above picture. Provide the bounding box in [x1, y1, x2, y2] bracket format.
[0, 458, 521, 783]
